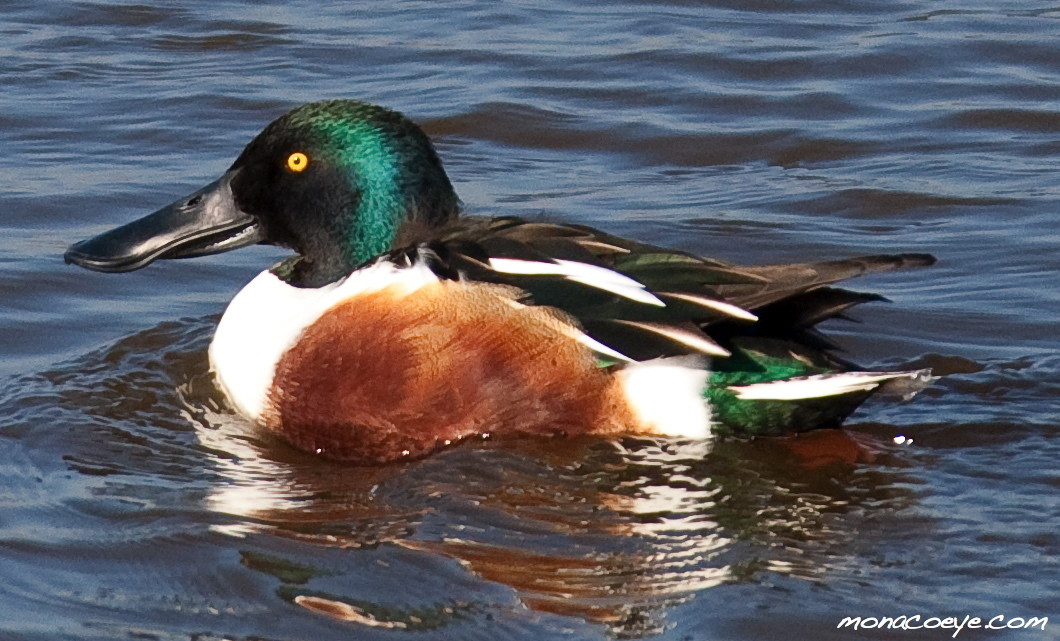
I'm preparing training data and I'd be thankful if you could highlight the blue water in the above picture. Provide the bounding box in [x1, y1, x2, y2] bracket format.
[1, 1, 1058, 639]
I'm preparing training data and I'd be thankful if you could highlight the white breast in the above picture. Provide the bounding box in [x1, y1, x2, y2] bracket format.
[208, 261, 442, 421]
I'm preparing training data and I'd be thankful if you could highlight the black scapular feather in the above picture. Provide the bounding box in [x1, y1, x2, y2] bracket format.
[385, 215, 936, 364]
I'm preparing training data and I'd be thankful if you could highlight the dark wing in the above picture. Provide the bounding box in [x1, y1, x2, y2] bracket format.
[714, 254, 937, 311]
[387, 216, 935, 362]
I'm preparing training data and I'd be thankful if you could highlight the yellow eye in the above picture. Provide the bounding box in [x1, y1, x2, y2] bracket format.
[286, 152, 309, 172]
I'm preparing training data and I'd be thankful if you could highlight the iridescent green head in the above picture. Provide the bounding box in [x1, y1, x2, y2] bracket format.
[231, 100, 459, 282]
[65, 100, 460, 286]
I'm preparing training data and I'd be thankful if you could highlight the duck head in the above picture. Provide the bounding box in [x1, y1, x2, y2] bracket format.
[65, 100, 460, 286]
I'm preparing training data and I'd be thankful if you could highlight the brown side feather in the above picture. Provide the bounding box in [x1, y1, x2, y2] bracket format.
[263, 280, 638, 463]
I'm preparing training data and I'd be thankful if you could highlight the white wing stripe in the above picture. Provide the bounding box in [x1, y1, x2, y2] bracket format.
[730, 371, 927, 400]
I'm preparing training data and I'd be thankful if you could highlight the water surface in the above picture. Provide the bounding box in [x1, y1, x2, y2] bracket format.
[1, 1, 1058, 639]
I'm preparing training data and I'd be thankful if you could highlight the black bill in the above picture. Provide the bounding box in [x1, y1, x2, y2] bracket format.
[64, 169, 264, 273]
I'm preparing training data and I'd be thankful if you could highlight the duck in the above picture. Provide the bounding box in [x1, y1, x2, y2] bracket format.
[65, 99, 935, 464]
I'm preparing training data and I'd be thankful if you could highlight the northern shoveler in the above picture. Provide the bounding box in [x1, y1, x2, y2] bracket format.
[65, 100, 935, 464]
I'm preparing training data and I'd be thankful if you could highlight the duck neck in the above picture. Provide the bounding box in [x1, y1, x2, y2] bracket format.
[278, 186, 458, 289]
[332, 114, 459, 265]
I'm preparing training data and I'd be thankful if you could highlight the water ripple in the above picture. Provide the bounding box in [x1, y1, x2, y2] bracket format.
[2, 0, 1059, 638]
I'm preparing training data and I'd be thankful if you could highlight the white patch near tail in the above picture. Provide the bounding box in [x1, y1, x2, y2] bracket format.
[615, 358, 713, 439]
[209, 260, 441, 422]
[729, 369, 935, 401]
[487, 257, 665, 306]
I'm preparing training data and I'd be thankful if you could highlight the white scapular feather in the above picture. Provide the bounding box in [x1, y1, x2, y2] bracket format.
[488, 257, 665, 306]
[661, 292, 758, 321]
[612, 320, 731, 357]
[501, 295, 635, 362]
[567, 329, 635, 362]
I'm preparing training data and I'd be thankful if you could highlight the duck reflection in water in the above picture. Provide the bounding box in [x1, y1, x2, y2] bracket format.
[191, 394, 913, 637]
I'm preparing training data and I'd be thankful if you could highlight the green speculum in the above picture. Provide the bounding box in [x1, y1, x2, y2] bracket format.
[705, 343, 860, 438]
